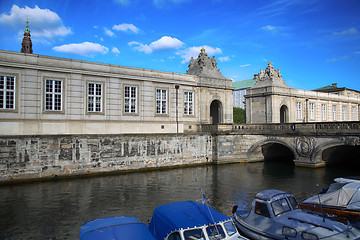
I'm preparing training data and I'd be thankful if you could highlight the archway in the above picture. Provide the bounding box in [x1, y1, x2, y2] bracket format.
[322, 145, 360, 168]
[280, 105, 288, 123]
[210, 100, 222, 124]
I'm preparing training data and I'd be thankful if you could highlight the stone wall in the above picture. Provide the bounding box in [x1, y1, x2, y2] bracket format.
[0, 133, 213, 184]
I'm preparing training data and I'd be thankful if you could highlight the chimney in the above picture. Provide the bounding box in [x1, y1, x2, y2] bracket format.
[332, 83, 337, 88]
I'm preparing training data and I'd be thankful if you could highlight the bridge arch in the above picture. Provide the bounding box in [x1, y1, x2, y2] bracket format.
[312, 140, 360, 167]
[247, 139, 296, 164]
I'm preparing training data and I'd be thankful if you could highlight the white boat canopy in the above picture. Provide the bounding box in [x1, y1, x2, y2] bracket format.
[303, 179, 360, 210]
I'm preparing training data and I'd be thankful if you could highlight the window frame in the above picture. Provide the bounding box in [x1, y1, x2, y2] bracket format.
[296, 102, 302, 120]
[321, 104, 327, 121]
[342, 105, 347, 121]
[87, 82, 104, 114]
[0, 74, 17, 111]
[332, 105, 337, 121]
[155, 88, 168, 115]
[123, 85, 138, 115]
[184, 91, 194, 116]
[44, 78, 64, 112]
[309, 102, 315, 120]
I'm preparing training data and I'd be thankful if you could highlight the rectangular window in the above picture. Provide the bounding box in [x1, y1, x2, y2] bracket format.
[352, 106, 356, 121]
[296, 102, 302, 119]
[124, 86, 137, 113]
[332, 105, 337, 120]
[184, 91, 194, 115]
[88, 82, 103, 112]
[309, 102, 315, 120]
[342, 105, 347, 121]
[0, 75, 15, 110]
[156, 88, 167, 114]
[45, 79, 62, 111]
[321, 104, 326, 121]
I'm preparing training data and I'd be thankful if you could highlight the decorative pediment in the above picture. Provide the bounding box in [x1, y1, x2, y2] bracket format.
[252, 62, 289, 88]
[186, 48, 225, 79]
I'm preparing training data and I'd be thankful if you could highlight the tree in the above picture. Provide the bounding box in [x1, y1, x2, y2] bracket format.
[233, 107, 245, 124]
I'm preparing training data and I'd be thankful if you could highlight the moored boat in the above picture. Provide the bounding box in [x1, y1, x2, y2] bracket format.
[299, 178, 360, 226]
[148, 200, 249, 240]
[79, 216, 155, 240]
[232, 189, 360, 240]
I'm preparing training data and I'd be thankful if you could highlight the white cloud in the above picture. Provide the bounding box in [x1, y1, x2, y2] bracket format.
[113, 23, 139, 33]
[261, 25, 277, 31]
[240, 64, 251, 67]
[326, 56, 349, 62]
[333, 28, 358, 36]
[112, 47, 120, 56]
[104, 28, 115, 37]
[129, 36, 184, 54]
[53, 42, 109, 56]
[0, 5, 71, 38]
[218, 56, 230, 62]
[176, 45, 222, 64]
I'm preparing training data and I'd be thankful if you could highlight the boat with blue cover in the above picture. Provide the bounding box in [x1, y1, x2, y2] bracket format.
[149, 200, 249, 240]
[79, 216, 155, 240]
[232, 189, 360, 240]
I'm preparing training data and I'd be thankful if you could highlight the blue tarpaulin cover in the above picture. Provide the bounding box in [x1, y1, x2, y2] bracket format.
[148, 201, 231, 240]
[80, 216, 155, 240]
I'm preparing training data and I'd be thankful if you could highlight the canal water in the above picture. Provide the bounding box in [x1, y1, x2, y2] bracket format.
[0, 161, 358, 240]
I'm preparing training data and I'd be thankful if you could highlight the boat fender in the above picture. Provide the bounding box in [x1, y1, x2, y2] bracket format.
[232, 205, 238, 214]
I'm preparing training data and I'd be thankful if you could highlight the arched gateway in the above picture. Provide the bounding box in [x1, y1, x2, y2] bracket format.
[210, 100, 223, 124]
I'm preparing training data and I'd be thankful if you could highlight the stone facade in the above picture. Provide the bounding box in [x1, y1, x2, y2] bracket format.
[0, 49, 233, 135]
[0, 133, 212, 183]
[246, 62, 360, 123]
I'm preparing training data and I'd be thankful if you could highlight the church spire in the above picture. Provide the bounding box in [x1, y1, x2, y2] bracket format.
[21, 18, 33, 54]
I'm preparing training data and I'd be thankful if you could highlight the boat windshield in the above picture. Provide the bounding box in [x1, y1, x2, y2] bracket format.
[271, 198, 291, 216]
[223, 221, 237, 236]
[288, 196, 299, 210]
[206, 224, 226, 240]
[183, 228, 206, 240]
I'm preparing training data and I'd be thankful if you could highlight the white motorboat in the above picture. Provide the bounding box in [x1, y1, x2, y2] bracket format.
[232, 189, 360, 240]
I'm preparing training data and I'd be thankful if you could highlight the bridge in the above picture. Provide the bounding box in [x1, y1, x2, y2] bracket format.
[201, 121, 360, 168]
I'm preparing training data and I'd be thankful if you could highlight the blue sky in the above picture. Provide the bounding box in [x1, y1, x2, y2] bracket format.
[0, 0, 359, 91]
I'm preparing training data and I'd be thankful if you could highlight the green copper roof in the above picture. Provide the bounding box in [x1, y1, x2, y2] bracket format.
[232, 78, 256, 90]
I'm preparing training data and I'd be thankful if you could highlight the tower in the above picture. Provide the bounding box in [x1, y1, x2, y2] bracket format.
[21, 19, 33, 54]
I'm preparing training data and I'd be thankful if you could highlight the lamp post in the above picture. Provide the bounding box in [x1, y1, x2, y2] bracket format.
[175, 85, 180, 134]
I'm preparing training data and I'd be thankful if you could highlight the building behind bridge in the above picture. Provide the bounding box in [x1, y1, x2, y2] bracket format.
[242, 62, 360, 124]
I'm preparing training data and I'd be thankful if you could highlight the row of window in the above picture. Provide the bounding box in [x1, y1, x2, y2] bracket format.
[296, 101, 359, 121]
[0, 75, 195, 116]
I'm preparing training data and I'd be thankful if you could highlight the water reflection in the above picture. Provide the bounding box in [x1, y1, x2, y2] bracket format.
[0, 162, 358, 239]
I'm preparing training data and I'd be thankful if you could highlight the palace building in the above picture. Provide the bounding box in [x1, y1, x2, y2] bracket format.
[245, 62, 360, 123]
[0, 35, 233, 135]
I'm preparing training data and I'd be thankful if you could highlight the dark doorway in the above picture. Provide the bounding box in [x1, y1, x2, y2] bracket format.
[280, 105, 288, 123]
[210, 100, 222, 124]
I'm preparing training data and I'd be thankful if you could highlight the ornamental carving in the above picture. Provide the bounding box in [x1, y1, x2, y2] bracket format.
[339, 136, 360, 146]
[294, 137, 315, 157]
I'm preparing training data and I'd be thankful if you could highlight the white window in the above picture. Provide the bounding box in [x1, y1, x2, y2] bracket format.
[88, 82, 103, 112]
[0, 75, 15, 110]
[309, 102, 315, 120]
[156, 88, 167, 114]
[332, 105, 337, 120]
[124, 86, 137, 113]
[184, 91, 194, 115]
[342, 106, 347, 121]
[321, 104, 327, 121]
[296, 102, 302, 119]
[45, 79, 62, 111]
[352, 106, 356, 121]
